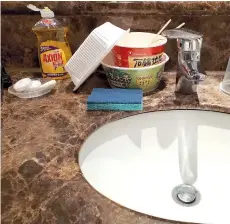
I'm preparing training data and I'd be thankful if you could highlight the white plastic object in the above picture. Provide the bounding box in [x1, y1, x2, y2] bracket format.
[27, 4, 54, 18]
[65, 22, 130, 91]
[13, 78, 32, 92]
[220, 57, 230, 95]
[8, 78, 56, 99]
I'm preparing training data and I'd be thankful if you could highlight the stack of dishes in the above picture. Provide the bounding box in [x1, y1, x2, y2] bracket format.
[102, 32, 169, 93]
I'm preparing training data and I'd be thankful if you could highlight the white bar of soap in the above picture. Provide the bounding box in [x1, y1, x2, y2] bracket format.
[39, 80, 56, 91]
[13, 78, 32, 92]
[27, 80, 42, 91]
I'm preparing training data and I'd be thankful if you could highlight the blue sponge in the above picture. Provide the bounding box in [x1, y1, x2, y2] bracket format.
[87, 88, 143, 111]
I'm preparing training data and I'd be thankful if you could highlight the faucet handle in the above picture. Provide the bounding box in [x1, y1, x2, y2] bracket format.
[162, 28, 202, 40]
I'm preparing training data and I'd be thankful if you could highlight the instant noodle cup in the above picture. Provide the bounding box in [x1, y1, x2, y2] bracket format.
[112, 32, 167, 68]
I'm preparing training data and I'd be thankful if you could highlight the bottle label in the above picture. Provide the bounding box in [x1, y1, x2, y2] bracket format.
[40, 41, 68, 78]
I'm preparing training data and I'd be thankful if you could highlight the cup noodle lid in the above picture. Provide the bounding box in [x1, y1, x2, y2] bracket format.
[65, 22, 130, 91]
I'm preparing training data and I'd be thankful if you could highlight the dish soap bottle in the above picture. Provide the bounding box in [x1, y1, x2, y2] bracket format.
[27, 4, 72, 80]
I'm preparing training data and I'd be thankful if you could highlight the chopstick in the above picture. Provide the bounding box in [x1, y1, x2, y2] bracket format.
[176, 22, 185, 29]
[149, 20, 186, 46]
[157, 19, 172, 35]
[149, 19, 172, 46]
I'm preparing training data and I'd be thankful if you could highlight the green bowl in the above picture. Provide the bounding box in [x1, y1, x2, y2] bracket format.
[101, 52, 169, 93]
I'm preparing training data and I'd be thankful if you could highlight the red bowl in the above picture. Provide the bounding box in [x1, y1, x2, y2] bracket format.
[112, 32, 167, 68]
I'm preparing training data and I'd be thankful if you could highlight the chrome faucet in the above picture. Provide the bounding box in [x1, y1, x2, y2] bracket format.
[162, 28, 207, 94]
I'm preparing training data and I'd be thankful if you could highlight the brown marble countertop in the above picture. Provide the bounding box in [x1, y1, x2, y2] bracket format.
[2, 69, 230, 224]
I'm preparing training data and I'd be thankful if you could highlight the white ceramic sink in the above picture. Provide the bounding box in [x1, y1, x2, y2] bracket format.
[79, 110, 230, 224]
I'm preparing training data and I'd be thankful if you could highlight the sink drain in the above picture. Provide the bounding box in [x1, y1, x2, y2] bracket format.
[172, 184, 201, 207]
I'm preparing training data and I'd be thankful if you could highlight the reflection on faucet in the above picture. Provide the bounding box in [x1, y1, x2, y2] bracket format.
[178, 119, 198, 185]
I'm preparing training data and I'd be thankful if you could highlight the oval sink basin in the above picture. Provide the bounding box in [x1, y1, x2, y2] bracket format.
[79, 110, 230, 224]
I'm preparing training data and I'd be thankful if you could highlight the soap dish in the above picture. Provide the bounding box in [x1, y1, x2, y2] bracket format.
[8, 78, 56, 99]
